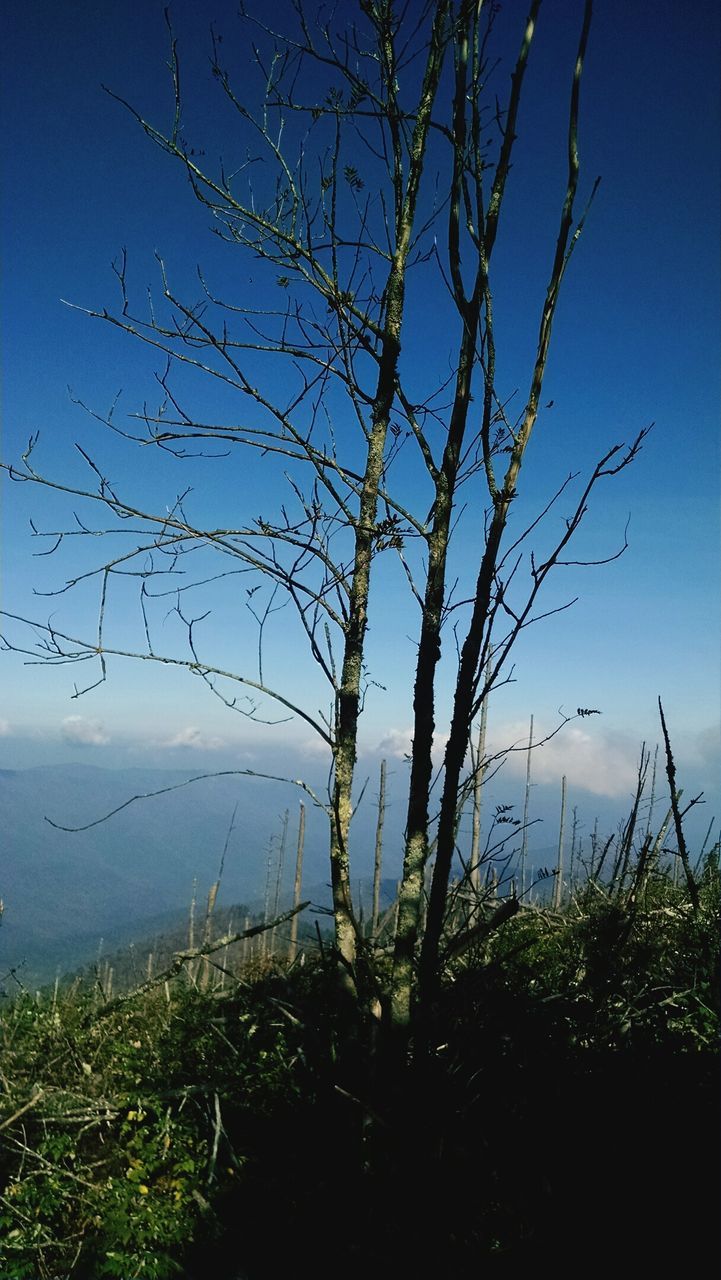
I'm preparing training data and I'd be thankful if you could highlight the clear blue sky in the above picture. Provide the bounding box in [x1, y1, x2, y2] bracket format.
[1, 0, 719, 831]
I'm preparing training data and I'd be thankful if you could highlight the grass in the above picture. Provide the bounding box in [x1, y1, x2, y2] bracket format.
[0, 839, 718, 1278]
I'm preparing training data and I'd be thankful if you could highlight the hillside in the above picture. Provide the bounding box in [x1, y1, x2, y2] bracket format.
[0, 858, 717, 1278]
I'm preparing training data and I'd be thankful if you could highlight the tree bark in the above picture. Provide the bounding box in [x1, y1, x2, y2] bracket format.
[371, 761, 387, 938]
[329, 0, 451, 974]
[289, 803, 306, 962]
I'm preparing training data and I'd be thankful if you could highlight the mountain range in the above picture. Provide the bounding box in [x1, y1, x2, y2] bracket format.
[0, 758, 637, 987]
[1, 764, 340, 986]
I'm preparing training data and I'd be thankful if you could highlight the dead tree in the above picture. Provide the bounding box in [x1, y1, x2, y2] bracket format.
[1, 1, 648, 1031]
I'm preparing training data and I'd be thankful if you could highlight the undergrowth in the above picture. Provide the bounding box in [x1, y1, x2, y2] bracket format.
[0, 856, 718, 1278]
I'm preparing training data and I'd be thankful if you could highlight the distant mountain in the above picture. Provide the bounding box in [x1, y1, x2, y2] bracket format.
[50, 875, 403, 1002]
[0, 759, 629, 988]
[0, 764, 336, 986]
[0, 764, 416, 986]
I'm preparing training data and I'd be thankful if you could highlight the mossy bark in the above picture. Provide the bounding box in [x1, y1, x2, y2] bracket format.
[329, 2, 451, 974]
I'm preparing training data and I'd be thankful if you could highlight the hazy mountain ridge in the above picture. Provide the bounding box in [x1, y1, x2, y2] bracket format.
[48, 876, 405, 1000]
[0, 764, 337, 985]
[0, 759, 639, 987]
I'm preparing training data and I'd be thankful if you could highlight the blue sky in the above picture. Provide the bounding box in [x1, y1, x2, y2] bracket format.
[1, 0, 719, 838]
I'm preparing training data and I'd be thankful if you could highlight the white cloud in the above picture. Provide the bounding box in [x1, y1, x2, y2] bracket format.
[377, 728, 412, 758]
[488, 718, 640, 799]
[371, 716, 717, 805]
[61, 716, 110, 746]
[374, 721, 638, 798]
[0, 719, 10, 737]
[158, 726, 226, 751]
[680, 723, 721, 768]
[376, 727, 449, 762]
[297, 735, 332, 759]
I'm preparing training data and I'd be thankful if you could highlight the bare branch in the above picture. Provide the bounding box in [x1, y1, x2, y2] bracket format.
[658, 697, 700, 912]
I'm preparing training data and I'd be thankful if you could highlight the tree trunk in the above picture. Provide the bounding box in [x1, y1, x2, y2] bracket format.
[520, 714, 534, 897]
[289, 803, 306, 962]
[371, 761, 387, 938]
[470, 695, 489, 897]
[553, 776, 567, 911]
[329, 2, 450, 975]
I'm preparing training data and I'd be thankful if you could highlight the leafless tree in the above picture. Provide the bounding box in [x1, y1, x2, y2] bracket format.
[1, 0, 647, 1034]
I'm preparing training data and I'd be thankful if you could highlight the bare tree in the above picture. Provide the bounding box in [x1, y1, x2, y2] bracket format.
[1, 0, 647, 1033]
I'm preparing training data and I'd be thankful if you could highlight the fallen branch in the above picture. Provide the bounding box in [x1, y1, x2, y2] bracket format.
[0, 1087, 46, 1133]
[444, 895, 520, 962]
[90, 902, 311, 1019]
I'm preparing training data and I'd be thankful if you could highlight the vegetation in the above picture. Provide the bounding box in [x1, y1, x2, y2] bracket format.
[1, 827, 717, 1277]
[0, 4, 717, 1272]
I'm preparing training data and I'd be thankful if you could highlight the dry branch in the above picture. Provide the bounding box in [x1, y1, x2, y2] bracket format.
[91, 901, 310, 1019]
[658, 698, 700, 912]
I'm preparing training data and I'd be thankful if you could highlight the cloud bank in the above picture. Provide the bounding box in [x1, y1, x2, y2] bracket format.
[488, 719, 643, 798]
[374, 719, 642, 800]
[376, 727, 449, 763]
[156, 726, 227, 751]
[61, 716, 110, 746]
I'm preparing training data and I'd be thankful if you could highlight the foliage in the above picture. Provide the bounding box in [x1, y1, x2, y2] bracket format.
[448, 855, 719, 1055]
[0, 845, 717, 1276]
[0, 973, 307, 1279]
